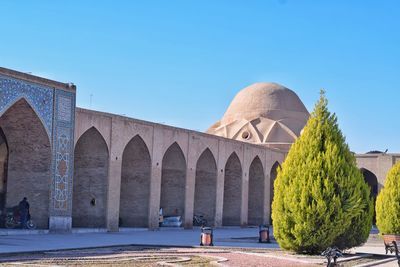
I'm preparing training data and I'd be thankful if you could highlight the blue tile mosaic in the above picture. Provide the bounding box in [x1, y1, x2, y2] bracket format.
[51, 89, 75, 215]
[0, 75, 54, 137]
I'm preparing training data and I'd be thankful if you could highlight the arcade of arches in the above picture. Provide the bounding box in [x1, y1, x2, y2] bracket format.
[0, 96, 285, 231]
[69, 130, 286, 229]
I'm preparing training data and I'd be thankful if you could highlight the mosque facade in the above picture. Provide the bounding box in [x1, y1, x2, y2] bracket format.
[0, 67, 398, 232]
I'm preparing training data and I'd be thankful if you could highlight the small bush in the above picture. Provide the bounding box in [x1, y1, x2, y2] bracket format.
[376, 162, 400, 235]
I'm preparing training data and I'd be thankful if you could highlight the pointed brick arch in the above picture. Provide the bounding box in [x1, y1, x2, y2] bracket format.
[223, 152, 242, 226]
[270, 161, 281, 223]
[360, 168, 378, 198]
[120, 135, 151, 227]
[194, 148, 217, 226]
[0, 98, 51, 228]
[0, 96, 52, 138]
[248, 156, 265, 225]
[361, 168, 378, 224]
[74, 125, 109, 152]
[160, 142, 186, 220]
[73, 127, 109, 228]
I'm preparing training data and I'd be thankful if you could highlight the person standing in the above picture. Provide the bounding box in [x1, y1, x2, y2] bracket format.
[18, 197, 30, 229]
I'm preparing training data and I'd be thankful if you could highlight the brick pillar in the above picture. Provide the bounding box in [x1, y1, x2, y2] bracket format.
[263, 161, 270, 225]
[184, 166, 196, 229]
[148, 128, 163, 230]
[148, 160, 162, 229]
[240, 147, 249, 227]
[214, 141, 225, 227]
[106, 118, 123, 232]
[240, 169, 249, 227]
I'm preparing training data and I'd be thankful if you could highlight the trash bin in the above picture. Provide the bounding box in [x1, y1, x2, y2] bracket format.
[259, 224, 270, 243]
[200, 227, 213, 246]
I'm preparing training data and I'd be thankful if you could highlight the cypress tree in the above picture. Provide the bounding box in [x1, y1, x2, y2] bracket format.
[271, 90, 373, 254]
[376, 162, 400, 235]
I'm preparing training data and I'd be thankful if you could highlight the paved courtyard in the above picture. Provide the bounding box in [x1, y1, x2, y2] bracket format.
[0, 227, 398, 266]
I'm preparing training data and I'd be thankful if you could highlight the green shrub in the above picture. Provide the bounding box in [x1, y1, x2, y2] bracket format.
[376, 162, 400, 235]
[271, 91, 373, 254]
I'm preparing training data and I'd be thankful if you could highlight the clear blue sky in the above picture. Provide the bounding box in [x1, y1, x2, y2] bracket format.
[1, 0, 399, 153]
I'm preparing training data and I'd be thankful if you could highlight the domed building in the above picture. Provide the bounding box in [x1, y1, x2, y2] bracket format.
[207, 82, 310, 151]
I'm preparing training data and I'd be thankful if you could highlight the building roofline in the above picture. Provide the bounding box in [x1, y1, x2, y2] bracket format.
[355, 153, 400, 157]
[75, 107, 286, 154]
[0, 66, 76, 92]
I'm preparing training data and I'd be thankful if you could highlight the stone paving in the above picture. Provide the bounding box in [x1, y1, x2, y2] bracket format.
[0, 227, 279, 254]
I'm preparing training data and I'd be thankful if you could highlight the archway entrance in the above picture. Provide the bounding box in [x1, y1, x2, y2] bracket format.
[194, 148, 217, 226]
[120, 135, 151, 227]
[0, 99, 52, 229]
[160, 143, 186, 221]
[270, 161, 280, 224]
[361, 168, 378, 224]
[223, 153, 242, 226]
[73, 127, 109, 228]
[248, 156, 265, 225]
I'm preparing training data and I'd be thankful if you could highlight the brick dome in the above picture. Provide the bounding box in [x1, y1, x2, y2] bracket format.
[207, 82, 309, 151]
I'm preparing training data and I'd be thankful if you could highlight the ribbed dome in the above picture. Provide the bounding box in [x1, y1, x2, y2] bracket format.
[207, 82, 309, 151]
[221, 82, 308, 124]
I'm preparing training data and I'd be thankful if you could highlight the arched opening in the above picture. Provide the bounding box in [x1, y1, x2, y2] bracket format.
[0, 129, 8, 214]
[270, 161, 280, 224]
[160, 142, 186, 221]
[120, 135, 151, 227]
[194, 148, 217, 226]
[361, 168, 378, 224]
[248, 156, 265, 226]
[73, 127, 109, 228]
[0, 99, 51, 229]
[223, 152, 242, 226]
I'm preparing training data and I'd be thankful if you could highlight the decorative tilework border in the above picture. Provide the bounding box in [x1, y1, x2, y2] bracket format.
[0, 75, 54, 137]
[51, 89, 75, 216]
[0, 72, 77, 222]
